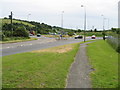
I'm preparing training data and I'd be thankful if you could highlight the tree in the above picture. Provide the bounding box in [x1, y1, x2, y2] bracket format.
[116, 28, 120, 34]
[94, 28, 97, 32]
[4, 17, 7, 19]
[2, 23, 11, 31]
[111, 28, 116, 32]
[68, 32, 74, 36]
[13, 26, 29, 37]
[78, 29, 81, 32]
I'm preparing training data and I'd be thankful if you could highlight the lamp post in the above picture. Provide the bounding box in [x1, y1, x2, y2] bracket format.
[60, 11, 64, 38]
[27, 14, 31, 21]
[101, 15, 105, 31]
[81, 5, 86, 42]
[101, 15, 107, 31]
[107, 18, 109, 30]
[101, 15, 107, 40]
[61, 11, 64, 28]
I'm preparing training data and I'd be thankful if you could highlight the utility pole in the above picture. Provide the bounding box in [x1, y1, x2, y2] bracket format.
[10, 12, 13, 25]
[101, 15, 104, 31]
[60, 11, 64, 39]
[81, 5, 86, 42]
[9, 11, 13, 36]
[61, 11, 64, 28]
[118, 1, 120, 28]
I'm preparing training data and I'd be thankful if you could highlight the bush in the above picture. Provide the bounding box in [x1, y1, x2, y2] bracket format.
[117, 46, 120, 53]
[77, 32, 103, 37]
[3, 31, 13, 37]
[68, 32, 74, 36]
[13, 26, 29, 37]
[2, 37, 30, 41]
[2, 34, 5, 41]
[0, 33, 4, 41]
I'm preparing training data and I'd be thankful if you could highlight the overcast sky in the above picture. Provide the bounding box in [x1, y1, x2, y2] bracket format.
[0, 0, 119, 30]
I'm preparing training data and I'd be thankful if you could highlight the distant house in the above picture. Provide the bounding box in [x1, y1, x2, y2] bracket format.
[118, 1, 120, 28]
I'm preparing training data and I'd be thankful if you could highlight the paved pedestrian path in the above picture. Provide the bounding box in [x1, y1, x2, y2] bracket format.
[66, 42, 94, 88]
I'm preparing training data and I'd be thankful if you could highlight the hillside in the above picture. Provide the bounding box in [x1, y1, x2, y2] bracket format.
[1, 18, 77, 39]
[1, 18, 34, 27]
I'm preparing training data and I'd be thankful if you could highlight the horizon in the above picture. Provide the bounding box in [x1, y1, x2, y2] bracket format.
[1, 0, 119, 30]
[1, 17, 117, 31]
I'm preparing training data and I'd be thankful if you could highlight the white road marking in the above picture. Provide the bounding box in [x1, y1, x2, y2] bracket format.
[2, 38, 56, 49]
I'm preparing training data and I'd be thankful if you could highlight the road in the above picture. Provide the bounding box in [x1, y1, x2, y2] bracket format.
[1, 36, 102, 56]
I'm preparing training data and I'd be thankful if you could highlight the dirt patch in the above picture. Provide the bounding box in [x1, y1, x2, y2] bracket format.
[32, 45, 73, 53]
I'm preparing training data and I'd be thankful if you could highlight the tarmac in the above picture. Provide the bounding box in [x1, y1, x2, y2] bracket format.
[66, 42, 95, 88]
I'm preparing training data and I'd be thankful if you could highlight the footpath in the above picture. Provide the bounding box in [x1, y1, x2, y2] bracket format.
[66, 42, 94, 88]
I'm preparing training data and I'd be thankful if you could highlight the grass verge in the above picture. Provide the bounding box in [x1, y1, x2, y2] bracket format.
[78, 32, 103, 37]
[2, 43, 80, 88]
[1, 37, 37, 44]
[87, 40, 118, 88]
[43, 35, 75, 38]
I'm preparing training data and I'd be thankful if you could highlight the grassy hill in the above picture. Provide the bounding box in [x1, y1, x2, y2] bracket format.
[1, 18, 78, 36]
[1, 18, 34, 27]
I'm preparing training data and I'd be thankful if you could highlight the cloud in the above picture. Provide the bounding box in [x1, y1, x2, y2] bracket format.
[1, 0, 119, 29]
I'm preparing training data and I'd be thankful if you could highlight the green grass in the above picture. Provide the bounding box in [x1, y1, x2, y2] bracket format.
[2, 43, 80, 88]
[78, 32, 103, 37]
[1, 37, 37, 44]
[1, 19, 34, 27]
[87, 40, 118, 88]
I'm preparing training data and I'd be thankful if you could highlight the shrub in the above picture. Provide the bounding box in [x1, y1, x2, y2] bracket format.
[13, 26, 29, 37]
[68, 32, 74, 36]
[0, 33, 4, 41]
[3, 31, 13, 37]
[106, 29, 120, 53]
[117, 46, 120, 53]
[2, 34, 5, 41]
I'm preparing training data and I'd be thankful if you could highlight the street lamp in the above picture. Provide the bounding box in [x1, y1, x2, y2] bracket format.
[81, 5, 86, 42]
[61, 11, 64, 28]
[27, 14, 31, 21]
[101, 15, 104, 31]
[106, 18, 109, 30]
[101, 15, 108, 40]
[101, 15, 107, 31]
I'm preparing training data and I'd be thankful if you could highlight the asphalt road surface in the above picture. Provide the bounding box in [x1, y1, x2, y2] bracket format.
[1, 37, 102, 56]
[66, 42, 94, 88]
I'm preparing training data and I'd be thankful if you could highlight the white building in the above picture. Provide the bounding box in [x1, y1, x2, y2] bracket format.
[118, 1, 120, 28]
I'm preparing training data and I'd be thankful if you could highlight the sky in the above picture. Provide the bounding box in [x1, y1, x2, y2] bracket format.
[0, 0, 119, 30]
